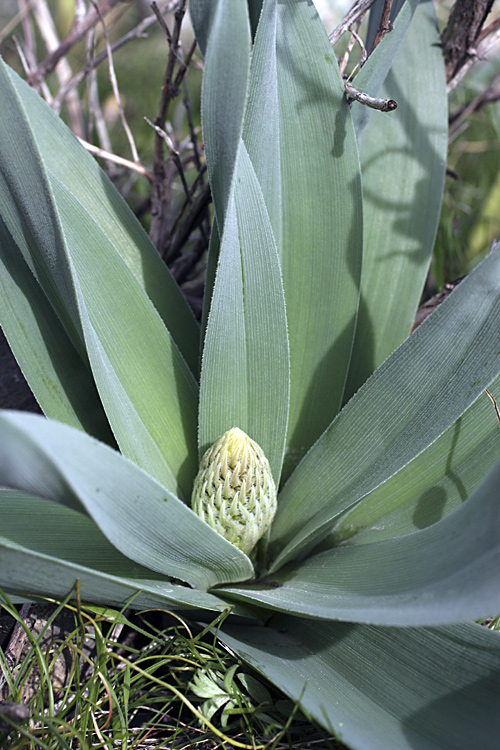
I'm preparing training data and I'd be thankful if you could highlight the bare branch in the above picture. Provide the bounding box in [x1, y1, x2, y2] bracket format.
[329, 0, 378, 46]
[449, 68, 500, 139]
[447, 19, 500, 93]
[77, 138, 152, 179]
[371, 0, 394, 52]
[93, 0, 139, 163]
[31, 0, 85, 136]
[149, 0, 196, 255]
[441, 0, 495, 86]
[26, 0, 122, 86]
[339, 24, 367, 76]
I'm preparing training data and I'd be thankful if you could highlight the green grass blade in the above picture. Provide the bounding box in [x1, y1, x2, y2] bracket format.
[219, 619, 500, 749]
[0, 412, 253, 590]
[2, 61, 199, 376]
[221, 456, 500, 625]
[244, 0, 364, 479]
[0, 217, 112, 442]
[271, 247, 500, 568]
[198, 144, 289, 480]
[0, 493, 229, 612]
[345, 0, 448, 398]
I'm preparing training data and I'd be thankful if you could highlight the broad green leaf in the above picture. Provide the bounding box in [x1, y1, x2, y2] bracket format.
[220, 456, 500, 625]
[195, 0, 251, 228]
[0, 412, 254, 590]
[345, 0, 448, 398]
[243, 0, 363, 479]
[349, 0, 420, 138]
[0, 61, 83, 356]
[2, 60, 199, 375]
[0, 493, 229, 613]
[0, 216, 112, 442]
[270, 247, 500, 568]
[198, 143, 289, 481]
[0, 58, 200, 496]
[48, 176, 198, 498]
[220, 618, 500, 750]
[333, 372, 500, 545]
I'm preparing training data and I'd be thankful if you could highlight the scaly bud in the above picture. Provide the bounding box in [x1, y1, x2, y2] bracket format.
[191, 428, 277, 555]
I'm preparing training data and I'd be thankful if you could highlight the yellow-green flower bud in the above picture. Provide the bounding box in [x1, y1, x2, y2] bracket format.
[191, 427, 277, 555]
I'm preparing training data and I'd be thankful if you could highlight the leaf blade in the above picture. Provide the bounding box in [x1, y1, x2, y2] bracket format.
[219, 618, 500, 750]
[271, 247, 500, 568]
[345, 0, 448, 397]
[198, 144, 289, 480]
[0, 493, 228, 613]
[221, 456, 500, 625]
[0, 412, 253, 590]
[245, 0, 364, 478]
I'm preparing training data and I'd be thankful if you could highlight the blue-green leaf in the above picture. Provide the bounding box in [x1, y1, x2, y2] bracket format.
[271, 247, 500, 568]
[198, 144, 289, 481]
[244, 0, 363, 480]
[0, 412, 254, 590]
[0, 493, 229, 612]
[220, 456, 500, 625]
[220, 618, 500, 750]
[345, 0, 448, 397]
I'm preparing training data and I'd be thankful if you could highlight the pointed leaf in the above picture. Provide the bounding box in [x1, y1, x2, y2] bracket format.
[334, 372, 500, 545]
[194, 0, 251, 227]
[0, 216, 112, 441]
[345, 0, 448, 397]
[0, 411, 253, 590]
[0, 59, 200, 496]
[198, 144, 289, 480]
[49, 176, 198, 498]
[243, 0, 363, 479]
[1, 60, 199, 375]
[219, 618, 500, 750]
[221, 456, 500, 625]
[271, 247, 500, 568]
[0, 492, 229, 613]
[350, 0, 420, 138]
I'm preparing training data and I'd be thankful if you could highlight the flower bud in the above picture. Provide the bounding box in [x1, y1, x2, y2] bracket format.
[191, 428, 277, 555]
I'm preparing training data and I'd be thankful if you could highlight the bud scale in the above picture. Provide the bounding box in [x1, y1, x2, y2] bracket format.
[191, 428, 277, 555]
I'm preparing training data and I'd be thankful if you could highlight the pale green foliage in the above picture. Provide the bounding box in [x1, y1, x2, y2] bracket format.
[1, 1, 500, 749]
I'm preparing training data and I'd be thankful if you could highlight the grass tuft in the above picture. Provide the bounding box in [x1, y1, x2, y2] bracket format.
[0, 589, 340, 749]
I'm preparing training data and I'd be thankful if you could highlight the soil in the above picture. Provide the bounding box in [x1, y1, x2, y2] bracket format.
[0, 329, 41, 413]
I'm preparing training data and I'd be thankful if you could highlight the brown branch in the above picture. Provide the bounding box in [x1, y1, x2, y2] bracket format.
[329, 0, 378, 46]
[26, 0, 122, 86]
[441, 0, 494, 84]
[371, 0, 394, 52]
[77, 138, 152, 179]
[166, 180, 211, 264]
[149, 0, 193, 255]
[52, 5, 171, 110]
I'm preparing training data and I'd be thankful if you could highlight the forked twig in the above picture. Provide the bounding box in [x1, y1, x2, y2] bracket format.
[329, 0, 378, 45]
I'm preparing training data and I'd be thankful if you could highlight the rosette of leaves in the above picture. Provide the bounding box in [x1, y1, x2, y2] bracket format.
[1, 1, 500, 748]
